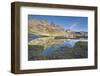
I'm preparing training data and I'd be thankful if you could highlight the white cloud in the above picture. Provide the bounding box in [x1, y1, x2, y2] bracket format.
[70, 23, 78, 30]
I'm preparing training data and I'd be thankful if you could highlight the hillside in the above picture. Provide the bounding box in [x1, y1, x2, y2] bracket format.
[28, 19, 66, 37]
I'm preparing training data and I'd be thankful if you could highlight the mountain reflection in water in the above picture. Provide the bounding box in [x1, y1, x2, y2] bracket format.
[28, 37, 88, 60]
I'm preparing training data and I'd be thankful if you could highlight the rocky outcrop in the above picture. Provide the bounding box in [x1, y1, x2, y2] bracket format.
[28, 19, 88, 38]
[28, 19, 66, 37]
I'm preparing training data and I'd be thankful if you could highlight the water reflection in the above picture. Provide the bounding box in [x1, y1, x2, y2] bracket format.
[28, 37, 88, 60]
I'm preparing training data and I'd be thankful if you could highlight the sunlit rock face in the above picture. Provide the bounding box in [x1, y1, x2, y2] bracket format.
[28, 19, 87, 38]
[28, 19, 66, 37]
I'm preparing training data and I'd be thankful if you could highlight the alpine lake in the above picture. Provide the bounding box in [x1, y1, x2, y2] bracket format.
[28, 35, 88, 61]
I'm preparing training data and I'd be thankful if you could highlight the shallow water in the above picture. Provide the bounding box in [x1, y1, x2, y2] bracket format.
[28, 37, 88, 60]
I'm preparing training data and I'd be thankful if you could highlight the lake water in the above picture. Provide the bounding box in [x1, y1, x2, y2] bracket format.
[28, 37, 88, 60]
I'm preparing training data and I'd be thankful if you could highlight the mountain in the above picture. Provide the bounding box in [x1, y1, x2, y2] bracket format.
[28, 19, 66, 37]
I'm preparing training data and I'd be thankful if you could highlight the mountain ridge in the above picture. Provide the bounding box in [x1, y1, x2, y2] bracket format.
[28, 19, 66, 37]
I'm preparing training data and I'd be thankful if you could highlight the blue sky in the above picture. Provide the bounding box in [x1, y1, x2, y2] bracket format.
[28, 15, 88, 32]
